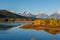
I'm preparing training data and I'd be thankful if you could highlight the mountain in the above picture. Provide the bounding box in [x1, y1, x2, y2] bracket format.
[49, 10, 60, 18]
[36, 12, 48, 18]
[0, 10, 27, 18]
[36, 10, 60, 19]
[19, 10, 60, 19]
[1, 10, 60, 19]
[19, 11, 36, 18]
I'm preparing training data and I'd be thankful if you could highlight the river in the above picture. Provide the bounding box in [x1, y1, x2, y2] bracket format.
[0, 22, 60, 40]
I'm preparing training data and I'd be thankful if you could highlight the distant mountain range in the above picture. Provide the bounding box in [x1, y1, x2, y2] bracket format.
[19, 11, 36, 18]
[36, 12, 48, 18]
[49, 10, 60, 18]
[19, 10, 60, 19]
[0, 10, 60, 19]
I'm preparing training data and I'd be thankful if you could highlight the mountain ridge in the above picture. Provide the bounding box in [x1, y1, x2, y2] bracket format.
[0, 10, 28, 18]
[0, 9, 60, 19]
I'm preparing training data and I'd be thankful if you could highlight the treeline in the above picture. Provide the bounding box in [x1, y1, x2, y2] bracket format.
[0, 18, 35, 22]
[34, 18, 60, 27]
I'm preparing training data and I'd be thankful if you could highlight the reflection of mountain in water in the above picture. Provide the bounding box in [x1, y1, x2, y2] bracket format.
[0, 25, 15, 30]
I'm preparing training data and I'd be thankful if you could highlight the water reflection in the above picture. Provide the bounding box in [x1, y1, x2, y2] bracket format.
[44, 28, 60, 34]
[0, 25, 15, 30]
[21, 27, 60, 35]
[20, 24, 60, 35]
[0, 22, 60, 40]
[0, 22, 29, 30]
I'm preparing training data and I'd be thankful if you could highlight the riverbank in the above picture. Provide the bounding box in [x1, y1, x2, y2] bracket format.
[20, 24, 60, 30]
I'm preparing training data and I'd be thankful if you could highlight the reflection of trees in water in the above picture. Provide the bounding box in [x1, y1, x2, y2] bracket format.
[44, 29, 58, 40]
[44, 28, 60, 34]
[21, 26, 60, 35]
[0, 25, 15, 30]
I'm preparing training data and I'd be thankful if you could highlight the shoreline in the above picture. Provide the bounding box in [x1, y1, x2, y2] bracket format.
[20, 24, 60, 30]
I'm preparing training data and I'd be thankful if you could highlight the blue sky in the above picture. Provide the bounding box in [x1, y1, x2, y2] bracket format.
[0, 0, 60, 15]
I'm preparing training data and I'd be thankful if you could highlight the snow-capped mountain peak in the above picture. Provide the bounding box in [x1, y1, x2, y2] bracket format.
[19, 11, 35, 18]
[55, 9, 60, 15]
[49, 9, 60, 18]
[19, 9, 60, 19]
[36, 12, 48, 18]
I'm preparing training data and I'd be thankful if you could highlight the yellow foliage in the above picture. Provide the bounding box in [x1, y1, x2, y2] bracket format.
[34, 19, 60, 27]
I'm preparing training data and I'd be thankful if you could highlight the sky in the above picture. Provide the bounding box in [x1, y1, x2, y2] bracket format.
[0, 0, 60, 15]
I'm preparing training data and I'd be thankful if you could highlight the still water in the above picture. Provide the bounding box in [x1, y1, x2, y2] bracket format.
[0, 22, 60, 40]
